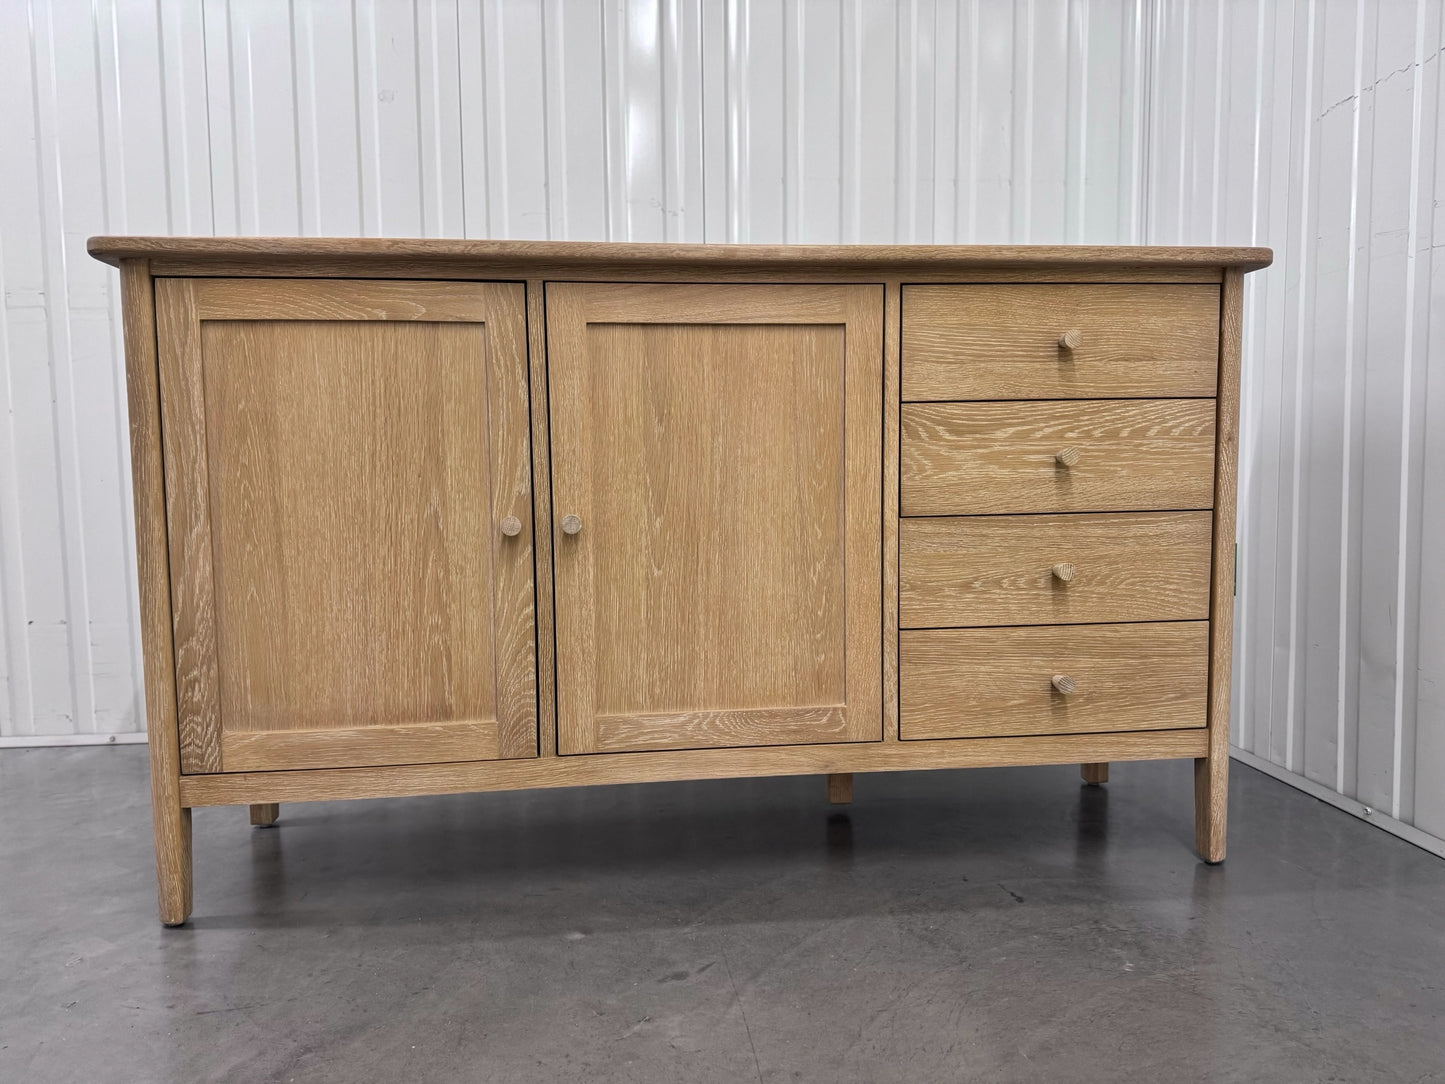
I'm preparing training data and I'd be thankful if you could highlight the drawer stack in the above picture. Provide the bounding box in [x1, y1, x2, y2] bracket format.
[898, 284, 1220, 740]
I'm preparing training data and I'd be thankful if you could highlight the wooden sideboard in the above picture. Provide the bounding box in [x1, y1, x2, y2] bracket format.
[89, 238, 1271, 926]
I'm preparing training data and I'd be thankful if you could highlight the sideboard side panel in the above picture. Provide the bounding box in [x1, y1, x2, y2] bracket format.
[121, 260, 192, 924]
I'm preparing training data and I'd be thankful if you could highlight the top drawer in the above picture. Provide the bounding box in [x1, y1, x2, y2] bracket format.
[902, 284, 1220, 401]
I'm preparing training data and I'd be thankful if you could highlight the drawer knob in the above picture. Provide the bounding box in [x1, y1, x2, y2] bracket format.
[561, 514, 584, 536]
[1051, 674, 1077, 695]
[1055, 446, 1080, 468]
[500, 515, 523, 537]
[1058, 329, 1083, 351]
[1052, 562, 1076, 583]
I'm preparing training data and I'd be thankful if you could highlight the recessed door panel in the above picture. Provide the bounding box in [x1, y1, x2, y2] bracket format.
[156, 279, 536, 773]
[547, 283, 883, 754]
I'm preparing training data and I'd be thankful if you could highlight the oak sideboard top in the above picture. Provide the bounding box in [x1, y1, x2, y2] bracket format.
[88, 236, 1273, 280]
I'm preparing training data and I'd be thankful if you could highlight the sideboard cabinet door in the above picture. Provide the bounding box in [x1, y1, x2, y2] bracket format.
[156, 279, 536, 773]
[547, 284, 883, 754]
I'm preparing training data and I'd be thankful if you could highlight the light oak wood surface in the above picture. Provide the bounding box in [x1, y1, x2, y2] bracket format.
[526, 280, 559, 759]
[122, 260, 193, 925]
[1080, 763, 1109, 785]
[901, 399, 1217, 516]
[900, 622, 1210, 740]
[248, 803, 279, 827]
[93, 240, 1272, 921]
[89, 236, 1275, 273]
[900, 511, 1213, 628]
[902, 284, 1220, 400]
[547, 283, 882, 754]
[1197, 267, 1246, 863]
[177, 728, 1210, 807]
[882, 282, 902, 741]
[156, 279, 536, 774]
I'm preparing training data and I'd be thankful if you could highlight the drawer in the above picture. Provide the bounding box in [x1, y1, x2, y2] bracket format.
[900, 621, 1209, 740]
[900, 511, 1213, 628]
[901, 399, 1216, 515]
[902, 284, 1220, 401]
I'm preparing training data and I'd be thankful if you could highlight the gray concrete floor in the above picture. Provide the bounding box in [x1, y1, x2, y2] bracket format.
[1, 749, 1442, 1083]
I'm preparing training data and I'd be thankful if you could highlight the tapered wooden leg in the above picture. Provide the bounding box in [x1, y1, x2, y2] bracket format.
[827, 773, 853, 804]
[249, 803, 279, 827]
[154, 797, 193, 927]
[1080, 762, 1109, 785]
[1194, 754, 1228, 863]
[1195, 267, 1240, 866]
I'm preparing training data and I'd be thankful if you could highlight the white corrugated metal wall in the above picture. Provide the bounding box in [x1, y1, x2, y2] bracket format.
[2, 1, 1442, 854]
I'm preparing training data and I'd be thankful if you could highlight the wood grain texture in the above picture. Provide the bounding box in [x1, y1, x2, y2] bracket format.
[190, 278, 501, 321]
[901, 399, 1217, 516]
[1197, 267, 1244, 863]
[883, 281, 902, 741]
[1080, 763, 1109, 784]
[900, 622, 1209, 740]
[144, 259, 1233, 285]
[827, 773, 853, 804]
[178, 728, 1210, 807]
[248, 803, 278, 827]
[526, 280, 558, 759]
[902, 284, 1220, 400]
[89, 236, 1275, 272]
[548, 283, 882, 754]
[593, 708, 847, 753]
[122, 261, 193, 925]
[155, 279, 221, 773]
[900, 511, 1213, 627]
[156, 279, 536, 773]
[222, 721, 504, 772]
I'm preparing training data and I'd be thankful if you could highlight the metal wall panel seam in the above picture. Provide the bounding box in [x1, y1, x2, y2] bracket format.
[1337, 0, 1369, 795]
[0, 221, 25, 736]
[0, 0, 43, 737]
[1210, 0, 1225, 244]
[1388, 0, 1433, 821]
[29, 0, 98, 735]
[1070, 0, 1090, 243]
[1283, 0, 1319, 775]
[1133, 0, 1151, 242]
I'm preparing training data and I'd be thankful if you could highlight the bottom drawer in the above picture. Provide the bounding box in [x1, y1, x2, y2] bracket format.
[900, 621, 1208, 740]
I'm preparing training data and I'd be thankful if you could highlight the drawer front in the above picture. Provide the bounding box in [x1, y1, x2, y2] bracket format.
[900, 511, 1213, 628]
[901, 399, 1216, 515]
[900, 622, 1209, 740]
[902, 284, 1220, 401]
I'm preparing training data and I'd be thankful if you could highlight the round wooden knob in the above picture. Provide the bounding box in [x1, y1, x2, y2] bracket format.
[1051, 674, 1077, 695]
[1055, 446, 1080, 468]
[1058, 329, 1083, 351]
[500, 515, 522, 537]
[1052, 562, 1076, 583]
[560, 514, 583, 536]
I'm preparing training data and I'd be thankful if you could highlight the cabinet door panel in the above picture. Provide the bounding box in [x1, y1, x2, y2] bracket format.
[548, 283, 883, 754]
[157, 279, 535, 773]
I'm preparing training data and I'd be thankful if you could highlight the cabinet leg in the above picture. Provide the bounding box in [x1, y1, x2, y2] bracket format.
[249, 803, 279, 828]
[1080, 762, 1109, 785]
[827, 773, 853, 804]
[1194, 754, 1228, 864]
[153, 798, 193, 927]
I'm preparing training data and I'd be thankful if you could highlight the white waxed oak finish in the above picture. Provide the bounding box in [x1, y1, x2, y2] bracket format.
[93, 238, 1267, 925]
[902, 284, 1221, 401]
[546, 283, 883, 755]
[899, 511, 1213, 628]
[156, 279, 537, 774]
[900, 622, 1210, 740]
[901, 399, 1217, 516]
